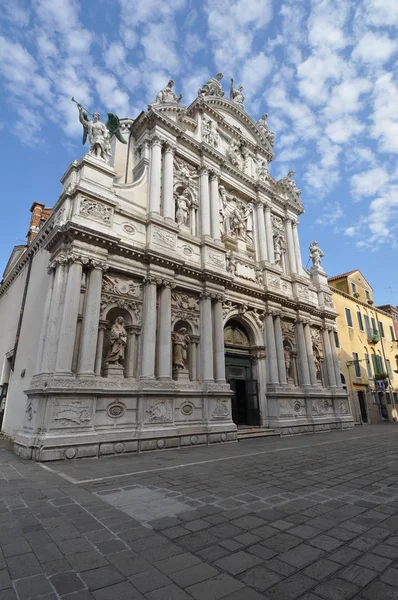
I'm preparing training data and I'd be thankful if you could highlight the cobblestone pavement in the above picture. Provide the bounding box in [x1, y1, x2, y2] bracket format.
[2, 425, 398, 599]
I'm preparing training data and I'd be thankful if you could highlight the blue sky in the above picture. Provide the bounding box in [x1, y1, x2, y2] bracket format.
[0, 0, 397, 305]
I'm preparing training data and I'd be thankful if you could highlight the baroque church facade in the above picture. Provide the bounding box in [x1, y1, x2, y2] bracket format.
[0, 75, 353, 461]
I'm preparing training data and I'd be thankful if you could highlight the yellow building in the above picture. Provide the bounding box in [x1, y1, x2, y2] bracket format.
[328, 270, 398, 424]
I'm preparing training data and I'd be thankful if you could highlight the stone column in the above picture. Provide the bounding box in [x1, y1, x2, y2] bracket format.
[200, 293, 213, 381]
[199, 166, 211, 236]
[157, 281, 172, 380]
[284, 217, 297, 275]
[55, 256, 85, 374]
[94, 321, 107, 376]
[149, 136, 162, 213]
[163, 143, 175, 220]
[265, 312, 279, 384]
[304, 323, 317, 385]
[126, 328, 137, 378]
[190, 337, 199, 380]
[40, 256, 67, 373]
[213, 296, 225, 382]
[292, 219, 303, 275]
[322, 328, 337, 387]
[140, 277, 157, 379]
[78, 263, 105, 376]
[330, 329, 341, 386]
[264, 202, 274, 262]
[209, 171, 220, 240]
[274, 313, 287, 385]
[255, 201, 268, 261]
[296, 320, 310, 386]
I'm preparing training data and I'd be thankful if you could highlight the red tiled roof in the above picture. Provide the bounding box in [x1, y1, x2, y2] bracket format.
[327, 270, 358, 282]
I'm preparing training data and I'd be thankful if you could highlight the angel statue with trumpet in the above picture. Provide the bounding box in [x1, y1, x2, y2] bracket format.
[72, 97, 127, 162]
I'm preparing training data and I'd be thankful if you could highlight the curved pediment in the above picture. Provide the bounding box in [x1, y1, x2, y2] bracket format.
[187, 97, 275, 162]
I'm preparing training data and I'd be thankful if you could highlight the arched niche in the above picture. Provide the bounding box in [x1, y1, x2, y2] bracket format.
[102, 307, 131, 375]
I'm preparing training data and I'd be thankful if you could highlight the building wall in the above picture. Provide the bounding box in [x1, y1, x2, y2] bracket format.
[1, 249, 52, 435]
[331, 283, 398, 424]
[0, 83, 353, 461]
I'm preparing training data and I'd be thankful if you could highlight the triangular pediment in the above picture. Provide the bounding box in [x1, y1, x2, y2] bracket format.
[2, 245, 26, 279]
[187, 97, 274, 162]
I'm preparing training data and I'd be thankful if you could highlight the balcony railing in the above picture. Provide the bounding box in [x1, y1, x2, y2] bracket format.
[366, 329, 380, 344]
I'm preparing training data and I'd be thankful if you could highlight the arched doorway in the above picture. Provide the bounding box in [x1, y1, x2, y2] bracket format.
[224, 319, 260, 426]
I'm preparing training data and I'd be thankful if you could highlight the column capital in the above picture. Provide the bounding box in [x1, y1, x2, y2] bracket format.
[90, 259, 108, 271]
[264, 200, 272, 211]
[291, 217, 299, 227]
[143, 275, 160, 286]
[209, 170, 220, 181]
[283, 216, 293, 225]
[98, 319, 108, 330]
[163, 141, 176, 154]
[150, 134, 164, 147]
[199, 165, 209, 176]
[66, 252, 90, 266]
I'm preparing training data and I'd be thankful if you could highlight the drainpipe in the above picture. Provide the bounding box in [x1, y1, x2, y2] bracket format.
[11, 250, 34, 371]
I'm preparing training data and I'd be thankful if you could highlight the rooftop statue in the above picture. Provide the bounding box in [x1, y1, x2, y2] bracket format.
[230, 79, 245, 109]
[257, 113, 275, 146]
[153, 80, 182, 104]
[72, 97, 126, 161]
[198, 72, 224, 98]
[309, 241, 324, 268]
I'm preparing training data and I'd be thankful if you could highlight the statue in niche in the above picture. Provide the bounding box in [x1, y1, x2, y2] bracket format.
[257, 113, 275, 146]
[226, 251, 237, 275]
[74, 99, 126, 161]
[105, 317, 127, 365]
[172, 328, 190, 370]
[220, 190, 253, 244]
[230, 201, 253, 241]
[198, 72, 224, 98]
[284, 346, 292, 379]
[256, 158, 269, 182]
[228, 138, 248, 171]
[309, 241, 324, 268]
[230, 79, 245, 109]
[154, 80, 182, 104]
[273, 233, 286, 266]
[202, 117, 219, 148]
[175, 189, 191, 227]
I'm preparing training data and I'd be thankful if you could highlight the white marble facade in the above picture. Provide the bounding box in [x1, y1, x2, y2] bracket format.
[2, 76, 353, 461]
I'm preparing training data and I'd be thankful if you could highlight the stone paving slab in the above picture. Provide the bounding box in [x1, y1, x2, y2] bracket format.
[1, 425, 398, 598]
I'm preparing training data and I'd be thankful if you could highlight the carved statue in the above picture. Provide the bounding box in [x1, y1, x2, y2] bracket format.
[198, 72, 224, 98]
[226, 251, 237, 275]
[220, 191, 253, 243]
[228, 138, 248, 171]
[273, 233, 286, 265]
[172, 328, 190, 370]
[230, 78, 245, 109]
[257, 113, 275, 146]
[230, 201, 253, 240]
[175, 189, 191, 227]
[284, 346, 292, 378]
[202, 117, 219, 148]
[255, 266, 263, 284]
[256, 158, 269, 182]
[309, 241, 324, 268]
[154, 80, 182, 104]
[74, 99, 126, 161]
[105, 317, 127, 365]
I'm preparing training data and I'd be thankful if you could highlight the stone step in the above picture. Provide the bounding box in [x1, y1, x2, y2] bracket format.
[237, 427, 280, 440]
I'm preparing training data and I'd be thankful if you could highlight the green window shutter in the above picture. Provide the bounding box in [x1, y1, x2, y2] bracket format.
[386, 360, 393, 380]
[364, 354, 372, 377]
[371, 354, 378, 373]
[353, 353, 361, 377]
[345, 308, 353, 327]
[364, 315, 371, 335]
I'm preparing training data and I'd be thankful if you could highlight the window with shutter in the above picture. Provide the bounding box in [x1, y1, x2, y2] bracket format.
[357, 312, 364, 331]
[345, 308, 353, 328]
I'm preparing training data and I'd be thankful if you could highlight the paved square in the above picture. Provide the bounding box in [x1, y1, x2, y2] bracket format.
[2, 425, 398, 599]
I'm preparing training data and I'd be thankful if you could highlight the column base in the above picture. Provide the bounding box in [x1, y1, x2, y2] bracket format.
[77, 372, 95, 378]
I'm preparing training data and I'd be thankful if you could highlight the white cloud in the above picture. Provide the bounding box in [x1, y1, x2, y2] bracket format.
[326, 116, 364, 144]
[351, 167, 391, 198]
[353, 31, 397, 64]
[315, 202, 344, 225]
[344, 226, 358, 237]
[205, 0, 272, 68]
[371, 73, 398, 153]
